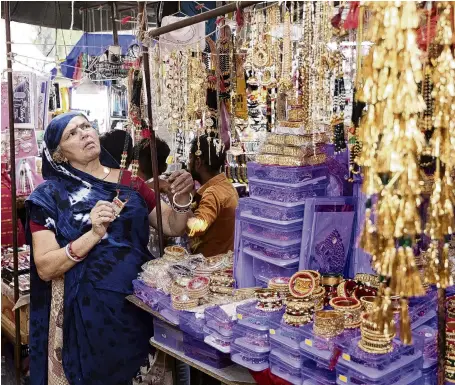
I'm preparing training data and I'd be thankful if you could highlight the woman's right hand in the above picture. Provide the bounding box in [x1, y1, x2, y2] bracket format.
[90, 201, 116, 238]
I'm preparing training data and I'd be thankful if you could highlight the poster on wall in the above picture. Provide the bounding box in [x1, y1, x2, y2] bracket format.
[15, 156, 43, 196]
[12, 72, 36, 129]
[1, 82, 9, 131]
[36, 77, 50, 131]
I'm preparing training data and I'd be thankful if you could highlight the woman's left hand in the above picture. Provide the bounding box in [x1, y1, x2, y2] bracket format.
[167, 170, 194, 196]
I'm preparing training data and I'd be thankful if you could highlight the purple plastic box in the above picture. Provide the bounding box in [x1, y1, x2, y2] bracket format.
[243, 237, 300, 267]
[270, 333, 301, 368]
[249, 179, 328, 206]
[247, 162, 329, 186]
[183, 333, 232, 368]
[238, 198, 305, 225]
[335, 349, 423, 385]
[301, 358, 337, 385]
[253, 257, 298, 282]
[270, 352, 301, 385]
[158, 296, 180, 325]
[203, 324, 233, 353]
[236, 301, 285, 329]
[240, 216, 303, 247]
[233, 321, 271, 353]
[153, 318, 184, 352]
[132, 279, 167, 311]
[179, 310, 205, 340]
[204, 305, 236, 338]
[230, 341, 270, 372]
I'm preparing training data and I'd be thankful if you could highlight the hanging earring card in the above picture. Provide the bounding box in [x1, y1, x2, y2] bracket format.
[12, 72, 36, 129]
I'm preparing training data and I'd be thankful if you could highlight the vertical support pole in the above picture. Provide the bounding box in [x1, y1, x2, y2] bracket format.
[4, 2, 22, 384]
[438, 287, 446, 385]
[110, 2, 119, 45]
[138, 2, 165, 257]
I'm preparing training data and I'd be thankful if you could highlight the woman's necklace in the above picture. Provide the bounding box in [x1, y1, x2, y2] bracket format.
[101, 167, 111, 180]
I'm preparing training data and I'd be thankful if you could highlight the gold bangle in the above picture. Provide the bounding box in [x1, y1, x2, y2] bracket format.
[330, 297, 362, 329]
[267, 134, 286, 145]
[354, 273, 380, 288]
[262, 144, 284, 155]
[313, 310, 344, 338]
[312, 287, 325, 311]
[360, 296, 376, 314]
[358, 338, 393, 354]
[283, 312, 313, 326]
[322, 275, 343, 286]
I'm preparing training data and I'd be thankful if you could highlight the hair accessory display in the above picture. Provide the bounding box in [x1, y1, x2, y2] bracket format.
[313, 310, 345, 338]
[329, 297, 362, 329]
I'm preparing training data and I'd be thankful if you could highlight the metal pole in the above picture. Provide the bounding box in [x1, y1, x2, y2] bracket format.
[138, 2, 165, 257]
[438, 287, 446, 385]
[4, 2, 22, 384]
[147, 1, 261, 38]
[110, 2, 119, 45]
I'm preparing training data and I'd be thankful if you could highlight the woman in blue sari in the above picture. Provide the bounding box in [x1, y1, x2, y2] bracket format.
[26, 112, 194, 385]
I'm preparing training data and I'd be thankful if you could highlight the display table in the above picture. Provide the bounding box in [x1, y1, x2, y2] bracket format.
[1, 281, 29, 344]
[126, 295, 256, 385]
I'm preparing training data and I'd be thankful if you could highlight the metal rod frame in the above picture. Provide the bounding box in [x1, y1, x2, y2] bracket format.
[4, 2, 21, 384]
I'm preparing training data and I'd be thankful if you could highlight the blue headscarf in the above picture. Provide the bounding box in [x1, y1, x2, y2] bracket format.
[41, 111, 119, 183]
[27, 112, 153, 385]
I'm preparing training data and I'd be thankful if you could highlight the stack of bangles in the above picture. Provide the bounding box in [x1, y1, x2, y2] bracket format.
[448, 296, 455, 320]
[446, 321, 455, 383]
[254, 289, 283, 312]
[163, 245, 187, 262]
[65, 242, 87, 262]
[311, 286, 325, 311]
[358, 313, 395, 354]
[284, 296, 315, 326]
[187, 277, 210, 300]
[322, 275, 344, 306]
[268, 277, 290, 297]
[313, 310, 345, 338]
[289, 270, 319, 298]
[360, 296, 376, 314]
[172, 294, 199, 310]
[210, 270, 235, 295]
[329, 297, 362, 329]
[171, 193, 193, 214]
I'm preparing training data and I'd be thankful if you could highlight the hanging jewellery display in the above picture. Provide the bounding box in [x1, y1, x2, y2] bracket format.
[332, 51, 347, 154]
[424, 2, 455, 289]
[357, 2, 427, 343]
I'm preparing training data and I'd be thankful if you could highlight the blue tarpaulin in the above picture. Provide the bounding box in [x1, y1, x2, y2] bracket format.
[54, 33, 137, 79]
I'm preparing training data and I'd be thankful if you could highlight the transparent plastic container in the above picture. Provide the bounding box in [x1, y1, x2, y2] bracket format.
[230, 341, 270, 372]
[269, 319, 307, 346]
[132, 279, 167, 310]
[243, 237, 301, 267]
[236, 300, 285, 329]
[270, 352, 302, 385]
[153, 318, 184, 352]
[204, 305, 236, 338]
[158, 296, 180, 325]
[249, 179, 328, 206]
[183, 333, 232, 368]
[238, 198, 305, 226]
[270, 331, 301, 368]
[335, 350, 423, 385]
[301, 358, 337, 385]
[232, 321, 271, 353]
[203, 324, 233, 354]
[179, 310, 205, 340]
[247, 162, 329, 186]
[240, 216, 303, 247]
[253, 257, 298, 282]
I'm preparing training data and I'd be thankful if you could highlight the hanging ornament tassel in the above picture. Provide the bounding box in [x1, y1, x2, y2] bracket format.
[399, 298, 412, 345]
[372, 286, 395, 338]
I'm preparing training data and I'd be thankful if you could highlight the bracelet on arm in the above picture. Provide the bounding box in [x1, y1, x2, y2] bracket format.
[171, 193, 193, 214]
[65, 242, 87, 263]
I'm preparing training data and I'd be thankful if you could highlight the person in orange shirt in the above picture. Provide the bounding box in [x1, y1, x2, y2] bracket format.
[187, 134, 239, 257]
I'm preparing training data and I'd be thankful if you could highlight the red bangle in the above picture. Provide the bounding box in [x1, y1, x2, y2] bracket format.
[69, 241, 87, 261]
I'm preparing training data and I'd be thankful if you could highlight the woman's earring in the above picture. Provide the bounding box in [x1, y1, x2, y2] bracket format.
[52, 150, 67, 164]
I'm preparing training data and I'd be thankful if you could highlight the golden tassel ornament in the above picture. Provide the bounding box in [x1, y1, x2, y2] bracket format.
[399, 298, 412, 345]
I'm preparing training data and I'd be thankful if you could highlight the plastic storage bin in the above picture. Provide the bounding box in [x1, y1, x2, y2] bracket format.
[301, 358, 337, 385]
[132, 280, 167, 310]
[179, 310, 205, 340]
[249, 179, 328, 206]
[183, 333, 232, 368]
[158, 296, 180, 325]
[270, 352, 302, 385]
[253, 257, 298, 282]
[240, 216, 303, 247]
[204, 305, 236, 338]
[243, 237, 300, 267]
[238, 198, 305, 225]
[335, 349, 423, 385]
[270, 331, 301, 368]
[236, 300, 284, 328]
[230, 341, 270, 372]
[203, 324, 233, 353]
[233, 321, 271, 353]
[247, 162, 329, 186]
[153, 318, 184, 352]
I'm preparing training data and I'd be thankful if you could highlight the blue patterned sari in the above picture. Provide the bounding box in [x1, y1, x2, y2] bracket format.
[26, 112, 153, 385]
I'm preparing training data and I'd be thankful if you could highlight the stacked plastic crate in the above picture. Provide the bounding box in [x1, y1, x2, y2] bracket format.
[234, 161, 330, 288]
